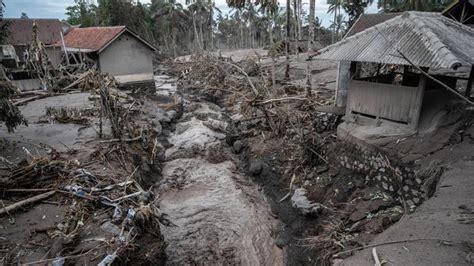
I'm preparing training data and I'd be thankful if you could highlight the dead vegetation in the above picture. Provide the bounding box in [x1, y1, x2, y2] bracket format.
[1, 54, 169, 264]
[0, 149, 167, 264]
[0, 66, 27, 132]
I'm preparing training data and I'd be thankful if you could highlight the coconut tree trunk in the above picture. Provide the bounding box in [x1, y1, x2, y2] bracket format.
[293, 0, 299, 58]
[285, 0, 291, 81]
[306, 0, 315, 97]
[269, 15, 276, 90]
[297, 0, 302, 40]
[209, 2, 215, 50]
[240, 20, 244, 48]
[197, 22, 203, 50]
[172, 29, 177, 58]
[332, 10, 336, 43]
[193, 13, 201, 50]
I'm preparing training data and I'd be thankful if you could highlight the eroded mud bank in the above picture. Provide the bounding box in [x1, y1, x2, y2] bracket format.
[155, 75, 284, 265]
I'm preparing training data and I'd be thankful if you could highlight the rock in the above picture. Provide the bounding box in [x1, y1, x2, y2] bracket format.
[249, 161, 263, 175]
[226, 134, 237, 146]
[349, 199, 393, 222]
[233, 140, 244, 153]
[154, 121, 163, 135]
[162, 129, 171, 137]
[275, 235, 286, 248]
[167, 110, 178, 121]
[291, 188, 321, 216]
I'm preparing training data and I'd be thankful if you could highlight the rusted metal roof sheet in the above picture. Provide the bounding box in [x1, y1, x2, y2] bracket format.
[56, 26, 157, 53]
[345, 13, 402, 37]
[317, 12, 474, 69]
[1, 18, 71, 45]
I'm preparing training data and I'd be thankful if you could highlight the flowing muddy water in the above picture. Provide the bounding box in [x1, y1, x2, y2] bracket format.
[154, 75, 284, 265]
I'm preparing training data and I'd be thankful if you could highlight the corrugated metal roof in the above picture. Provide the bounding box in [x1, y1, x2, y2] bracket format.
[1, 18, 71, 45]
[345, 13, 402, 37]
[316, 12, 474, 69]
[56, 26, 157, 53]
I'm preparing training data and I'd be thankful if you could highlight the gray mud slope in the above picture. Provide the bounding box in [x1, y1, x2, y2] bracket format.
[155, 76, 284, 265]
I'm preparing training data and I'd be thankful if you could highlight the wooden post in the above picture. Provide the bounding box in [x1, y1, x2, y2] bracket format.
[465, 65, 474, 98]
[411, 68, 428, 130]
[60, 31, 69, 65]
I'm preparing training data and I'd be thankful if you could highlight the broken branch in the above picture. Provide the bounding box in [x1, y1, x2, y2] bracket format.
[0, 190, 56, 216]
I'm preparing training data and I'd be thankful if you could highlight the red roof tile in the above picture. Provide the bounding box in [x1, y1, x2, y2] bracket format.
[57, 26, 126, 52]
[1, 18, 71, 45]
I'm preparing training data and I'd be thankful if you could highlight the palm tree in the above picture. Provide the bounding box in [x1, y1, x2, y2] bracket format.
[152, 1, 188, 57]
[377, 0, 451, 12]
[330, 13, 346, 41]
[327, 0, 343, 44]
[306, 0, 315, 97]
[260, 1, 278, 89]
[208, 0, 221, 50]
[188, 0, 208, 50]
[342, 0, 373, 27]
[230, 8, 245, 48]
[284, 0, 291, 80]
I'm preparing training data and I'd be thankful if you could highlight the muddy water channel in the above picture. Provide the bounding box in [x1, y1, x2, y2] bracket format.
[154, 75, 284, 265]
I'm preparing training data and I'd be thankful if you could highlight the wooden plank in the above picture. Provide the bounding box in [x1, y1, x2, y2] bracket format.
[348, 80, 421, 124]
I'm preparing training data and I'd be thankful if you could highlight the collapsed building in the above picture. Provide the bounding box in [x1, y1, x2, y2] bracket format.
[316, 11, 474, 142]
[1, 18, 71, 63]
[0, 18, 71, 90]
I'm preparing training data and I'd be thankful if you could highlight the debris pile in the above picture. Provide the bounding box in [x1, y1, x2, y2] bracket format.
[167, 53, 412, 264]
[0, 70, 168, 265]
[0, 151, 167, 264]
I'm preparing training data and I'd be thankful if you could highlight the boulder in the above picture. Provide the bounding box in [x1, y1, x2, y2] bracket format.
[233, 140, 244, 153]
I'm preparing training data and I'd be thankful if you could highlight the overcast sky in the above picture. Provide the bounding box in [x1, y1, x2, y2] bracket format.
[4, 0, 379, 27]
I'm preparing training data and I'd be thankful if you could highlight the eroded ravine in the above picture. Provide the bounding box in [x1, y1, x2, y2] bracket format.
[154, 75, 284, 265]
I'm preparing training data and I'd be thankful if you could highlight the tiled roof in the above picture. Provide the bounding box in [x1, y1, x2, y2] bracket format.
[1, 18, 71, 45]
[316, 12, 474, 69]
[57, 26, 126, 52]
[56, 26, 157, 53]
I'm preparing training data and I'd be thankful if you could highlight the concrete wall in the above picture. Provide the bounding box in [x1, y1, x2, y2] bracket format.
[335, 61, 351, 107]
[346, 80, 424, 127]
[98, 32, 154, 83]
[45, 46, 63, 67]
[12, 79, 41, 91]
[13, 45, 27, 62]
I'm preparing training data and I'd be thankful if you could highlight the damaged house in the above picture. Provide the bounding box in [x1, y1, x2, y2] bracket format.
[1, 18, 71, 63]
[0, 18, 71, 90]
[52, 26, 157, 86]
[316, 11, 474, 140]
